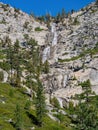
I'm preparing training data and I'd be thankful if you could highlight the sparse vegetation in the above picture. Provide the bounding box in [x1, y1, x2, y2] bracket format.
[23, 21, 29, 29]
[14, 8, 20, 13]
[59, 45, 98, 62]
[0, 71, 4, 82]
[73, 17, 80, 25]
[1, 4, 9, 11]
[35, 27, 44, 31]
[51, 97, 60, 109]
[0, 17, 6, 24]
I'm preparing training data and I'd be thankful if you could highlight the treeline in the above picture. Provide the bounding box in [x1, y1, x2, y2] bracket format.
[30, 8, 75, 26]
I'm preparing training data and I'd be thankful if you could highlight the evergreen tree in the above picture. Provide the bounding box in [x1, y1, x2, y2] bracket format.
[80, 79, 91, 102]
[25, 38, 46, 126]
[43, 60, 49, 74]
[51, 97, 60, 109]
[6, 38, 20, 87]
[14, 39, 20, 52]
[73, 103, 98, 130]
[6, 37, 14, 85]
[35, 78, 46, 126]
[96, 0, 98, 5]
[61, 8, 66, 19]
[45, 13, 51, 23]
[55, 12, 61, 23]
[71, 79, 98, 130]
[71, 9, 75, 14]
[14, 104, 23, 130]
[0, 71, 4, 82]
[13, 39, 21, 87]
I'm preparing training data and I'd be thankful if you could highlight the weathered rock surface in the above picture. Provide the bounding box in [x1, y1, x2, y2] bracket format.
[42, 2, 98, 100]
[0, 2, 48, 45]
[0, 2, 98, 106]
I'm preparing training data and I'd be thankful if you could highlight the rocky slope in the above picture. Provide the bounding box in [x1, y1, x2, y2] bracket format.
[42, 2, 98, 106]
[0, 2, 98, 107]
[0, 2, 48, 45]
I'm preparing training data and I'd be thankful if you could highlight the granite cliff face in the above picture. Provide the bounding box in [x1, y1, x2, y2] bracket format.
[41, 2, 98, 106]
[0, 3, 48, 45]
[0, 2, 98, 106]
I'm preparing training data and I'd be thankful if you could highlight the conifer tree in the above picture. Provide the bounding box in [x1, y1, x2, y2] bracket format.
[33, 46, 46, 126]
[61, 8, 66, 19]
[35, 77, 46, 126]
[13, 39, 21, 87]
[14, 104, 23, 130]
[14, 39, 20, 52]
[73, 103, 98, 130]
[43, 60, 49, 74]
[55, 12, 61, 23]
[96, 0, 98, 5]
[6, 37, 14, 85]
[26, 38, 46, 126]
[80, 79, 91, 102]
[72, 79, 98, 130]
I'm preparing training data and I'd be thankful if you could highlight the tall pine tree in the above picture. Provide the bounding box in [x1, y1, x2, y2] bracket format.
[35, 77, 46, 126]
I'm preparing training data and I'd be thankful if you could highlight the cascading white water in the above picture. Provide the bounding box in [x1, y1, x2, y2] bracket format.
[52, 32, 57, 46]
[51, 23, 56, 33]
[42, 23, 57, 63]
[42, 46, 50, 63]
[51, 23, 57, 46]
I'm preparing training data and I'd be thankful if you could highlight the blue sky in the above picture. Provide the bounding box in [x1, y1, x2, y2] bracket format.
[0, 0, 95, 16]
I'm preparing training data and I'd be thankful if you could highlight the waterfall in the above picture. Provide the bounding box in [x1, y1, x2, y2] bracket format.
[52, 32, 57, 46]
[51, 23, 57, 46]
[42, 23, 57, 63]
[42, 46, 50, 63]
[51, 23, 56, 33]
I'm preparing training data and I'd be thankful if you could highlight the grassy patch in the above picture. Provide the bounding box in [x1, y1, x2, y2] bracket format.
[0, 83, 32, 130]
[0, 83, 73, 130]
[35, 27, 44, 31]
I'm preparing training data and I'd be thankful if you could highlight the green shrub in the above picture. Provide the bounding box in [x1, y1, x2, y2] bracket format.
[73, 17, 80, 25]
[0, 62, 10, 71]
[51, 97, 60, 109]
[59, 45, 98, 63]
[43, 60, 49, 74]
[0, 18, 6, 24]
[0, 71, 4, 82]
[23, 21, 29, 29]
[35, 27, 44, 31]
[14, 8, 20, 13]
[1, 4, 9, 11]
[24, 100, 31, 111]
